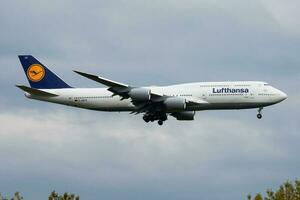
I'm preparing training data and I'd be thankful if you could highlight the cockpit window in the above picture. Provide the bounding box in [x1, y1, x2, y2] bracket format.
[264, 84, 269, 86]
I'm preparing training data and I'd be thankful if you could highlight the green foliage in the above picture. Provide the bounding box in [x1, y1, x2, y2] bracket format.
[253, 193, 263, 200]
[1, 191, 79, 200]
[48, 191, 79, 200]
[248, 180, 300, 200]
[0, 192, 23, 200]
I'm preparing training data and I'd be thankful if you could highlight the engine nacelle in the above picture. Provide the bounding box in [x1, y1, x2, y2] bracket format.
[172, 111, 195, 121]
[164, 97, 186, 112]
[129, 88, 151, 101]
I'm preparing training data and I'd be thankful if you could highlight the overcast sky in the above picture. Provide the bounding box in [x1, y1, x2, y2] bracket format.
[0, 0, 299, 199]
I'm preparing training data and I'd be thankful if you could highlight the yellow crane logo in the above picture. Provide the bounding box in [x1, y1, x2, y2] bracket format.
[27, 64, 45, 82]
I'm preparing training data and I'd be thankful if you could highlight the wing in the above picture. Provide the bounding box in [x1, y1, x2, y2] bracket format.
[74, 70, 164, 100]
[73, 70, 131, 98]
[73, 70, 129, 88]
[75, 70, 167, 101]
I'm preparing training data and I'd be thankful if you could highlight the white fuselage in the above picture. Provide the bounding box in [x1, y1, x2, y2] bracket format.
[25, 81, 287, 112]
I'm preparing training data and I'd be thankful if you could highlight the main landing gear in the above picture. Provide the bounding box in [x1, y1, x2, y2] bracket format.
[158, 120, 163, 126]
[143, 113, 167, 125]
[257, 107, 263, 119]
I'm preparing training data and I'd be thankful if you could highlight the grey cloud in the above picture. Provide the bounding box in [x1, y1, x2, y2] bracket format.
[1, 0, 300, 81]
[0, 108, 299, 199]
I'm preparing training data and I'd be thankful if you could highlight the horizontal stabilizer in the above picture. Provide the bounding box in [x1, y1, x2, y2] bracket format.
[16, 85, 58, 97]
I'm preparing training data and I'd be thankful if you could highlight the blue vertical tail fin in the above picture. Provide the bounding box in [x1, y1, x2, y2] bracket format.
[18, 55, 71, 89]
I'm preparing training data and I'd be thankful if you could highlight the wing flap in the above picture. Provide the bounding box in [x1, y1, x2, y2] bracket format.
[185, 97, 209, 105]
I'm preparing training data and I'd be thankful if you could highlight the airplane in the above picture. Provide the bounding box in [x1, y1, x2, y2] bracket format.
[16, 55, 287, 125]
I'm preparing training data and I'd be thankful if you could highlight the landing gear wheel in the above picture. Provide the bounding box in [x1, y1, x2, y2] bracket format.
[257, 113, 262, 119]
[158, 120, 163, 126]
[143, 115, 150, 123]
[257, 107, 263, 119]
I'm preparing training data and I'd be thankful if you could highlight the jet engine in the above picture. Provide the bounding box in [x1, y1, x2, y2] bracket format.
[171, 111, 195, 120]
[129, 88, 151, 101]
[164, 97, 186, 112]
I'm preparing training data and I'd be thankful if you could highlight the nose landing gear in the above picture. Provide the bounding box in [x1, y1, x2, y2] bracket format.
[257, 107, 263, 119]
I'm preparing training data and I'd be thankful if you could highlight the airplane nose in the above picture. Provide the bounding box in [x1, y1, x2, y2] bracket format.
[279, 91, 288, 101]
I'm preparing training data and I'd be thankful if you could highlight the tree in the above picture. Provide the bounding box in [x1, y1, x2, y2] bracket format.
[0, 192, 23, 200]
[253, 193, 263, 200]
[248, 180, 300, 200]
[48, 191, 79, 200]
[0, 193, 5, 200]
